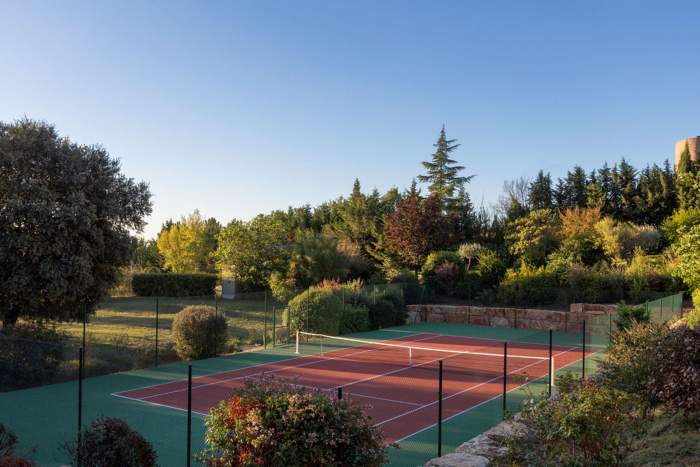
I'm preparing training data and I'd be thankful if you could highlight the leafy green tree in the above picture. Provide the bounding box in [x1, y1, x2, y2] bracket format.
[130, 237, 164, 272]
[0, 119, 152, 327]
[156, 210, 220, 273]
[417, 126, 473, 207]
[288, 230, 350, 287]
[676, 142, 694, 175]
[215, 215, 291, 289]
[636, 162, 676, 225]
[528, 170, 553, 210]
[671, 224, 700, 290]
[383, 192, 452, 269]
[505, 209, 561, 267]
[677, 171, 700, 211]
[332, 179, 379, 258]
[612, 159, 639, 221]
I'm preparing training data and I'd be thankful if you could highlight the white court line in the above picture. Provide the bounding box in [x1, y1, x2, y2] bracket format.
[373, 346, 577, 428]
[112, 333, 440, 401]
[112, 392, 209, 417]
[392, 345, 585, 442]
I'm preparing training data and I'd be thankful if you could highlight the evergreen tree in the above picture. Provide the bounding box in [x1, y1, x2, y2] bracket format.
[417, 126, 473, 208]
[528, 170, 553, 209]
[585, 170, 606, 208]
[452, 186, 476, 242]
[333, 179, 378, 259]
[613, 158, 639, 221]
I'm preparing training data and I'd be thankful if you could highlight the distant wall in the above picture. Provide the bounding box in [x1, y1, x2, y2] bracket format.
[406, 303, 618, 333]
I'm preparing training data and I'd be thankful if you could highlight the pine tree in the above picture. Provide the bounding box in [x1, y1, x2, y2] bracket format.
[614, 158, 639, 221]
[417, 126, 474, 208]
[528, 170, 553, 209]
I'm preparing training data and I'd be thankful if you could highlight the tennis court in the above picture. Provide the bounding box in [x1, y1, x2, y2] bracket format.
[0, 322, 605, 466]
[113, 330, 591, 444]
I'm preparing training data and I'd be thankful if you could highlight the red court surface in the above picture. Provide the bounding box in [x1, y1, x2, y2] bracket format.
[113, 333, 587, 443]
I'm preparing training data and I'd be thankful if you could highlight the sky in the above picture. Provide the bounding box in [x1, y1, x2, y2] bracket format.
[2, 0, 700, 239]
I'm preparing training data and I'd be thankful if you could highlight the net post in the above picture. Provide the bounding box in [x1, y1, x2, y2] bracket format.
[155, 297, 159, 368]
[548, 329, 553, 397]
[295, 330, 300, 354]
[409, 347, 413, 366]
[337, 387, 343, 400]
[582, 320, 586, 382]
[187, 364, 192, 467]
[437, 360, 443, 457]
[77, 346, 83, 466]
[502, 342, 508, 418]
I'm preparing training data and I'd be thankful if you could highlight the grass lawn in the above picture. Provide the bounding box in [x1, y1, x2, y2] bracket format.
[48, 295, 287, 381]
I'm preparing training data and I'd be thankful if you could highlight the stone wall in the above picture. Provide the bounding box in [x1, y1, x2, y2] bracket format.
[407, 303, 618, 333]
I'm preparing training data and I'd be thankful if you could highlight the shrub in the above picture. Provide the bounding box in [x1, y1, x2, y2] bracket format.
[661, 208, 700, 244]
[63, 417, 156, 467]
[268, 271, 297, 303]
[598, 322, 668, 401]
[563, 265, 624, 304]
[0, 424, 35, 466]
[615, 303, 650, 331]
[340, 304, 370, 334]
[475, 248, 506, 289]
[421, 251, 464, 295]
[172, 305, 227, 360]
[648, 325, 700, 415]
[286, 288, 344, 334]
[505, 382, 642, 466]
[671, 224, 700, 290]
[686, 289, 700, 330]
[496, 266, 558, 306]
[363, 286, 406, 329]
[131, 273, 217, 297]
[0, 323, 65, 390]
[389, 269, 423, 304]
[197, 379, 388, 466]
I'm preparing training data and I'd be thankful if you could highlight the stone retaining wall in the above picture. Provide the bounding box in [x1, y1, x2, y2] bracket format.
[407, 303, 618, 333]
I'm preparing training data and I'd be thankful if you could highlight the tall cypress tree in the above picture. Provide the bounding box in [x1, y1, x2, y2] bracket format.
[677, 142, 693, 175]
[417, 126, 474, 209]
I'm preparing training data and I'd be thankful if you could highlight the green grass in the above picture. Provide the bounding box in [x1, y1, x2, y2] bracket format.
[31, 295, 287, 383]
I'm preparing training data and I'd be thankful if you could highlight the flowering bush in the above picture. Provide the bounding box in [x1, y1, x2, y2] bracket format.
[172, 305, 227, 360]
[63, 417, 156, 467]
[198, 379, 388, 466]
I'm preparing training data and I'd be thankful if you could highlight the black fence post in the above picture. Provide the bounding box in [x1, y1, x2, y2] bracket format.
[155, 297, 159, 367]
[337, 387, 343, 400]
[548, 329, 553, 398]
[437, 360, 443, 457]
[82, 306, 87, 363]
[77, 347, 84, 467]
[187, 364, 192, 467]
[582, 320, 586, 382]
[272, 306, 276, 348]
[502, 342, 508, 418]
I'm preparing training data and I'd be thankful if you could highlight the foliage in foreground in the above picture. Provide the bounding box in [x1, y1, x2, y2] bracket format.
[198, 378, 388, 466]
[504, 376, 643, 466]
[0, 424, 35, 466]
[172, 305, 227, 360]
[63, 417, 157, 467]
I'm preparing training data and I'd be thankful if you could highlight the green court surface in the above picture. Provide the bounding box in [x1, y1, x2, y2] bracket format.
[1, 322, 604, 466]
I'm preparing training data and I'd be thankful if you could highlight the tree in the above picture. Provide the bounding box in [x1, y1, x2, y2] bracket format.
[612, 159, 639, 221]
[528, 171, 553, 210]
[215, 215, 291, 289]
[0, 119, 152, 327]
[676, 142, 694, 175]
[332, 179, 379, 259]
[554, 166, 587, 209]
[130, 237, 164, 272]
[383, 192, 452, 269]
[505, 209, 560, 267]
[417, 126, 473, 207]
[671, 224, 700, 290]
[156, 210, 220, 273]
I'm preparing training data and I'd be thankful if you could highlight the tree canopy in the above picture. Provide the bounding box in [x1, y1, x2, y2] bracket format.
[0, 119, 152, 327]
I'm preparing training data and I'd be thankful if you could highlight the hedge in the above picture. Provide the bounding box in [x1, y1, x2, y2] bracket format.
[131, 273, 217, 297]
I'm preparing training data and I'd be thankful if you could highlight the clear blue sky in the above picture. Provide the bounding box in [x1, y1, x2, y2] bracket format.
[2, 1, 700, 239]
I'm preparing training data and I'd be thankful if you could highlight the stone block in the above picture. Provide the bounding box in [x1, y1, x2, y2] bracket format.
[427, 313, 445, 323]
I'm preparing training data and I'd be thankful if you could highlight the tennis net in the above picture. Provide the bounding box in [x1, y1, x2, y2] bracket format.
[295, 331, 554, 383]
